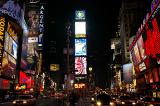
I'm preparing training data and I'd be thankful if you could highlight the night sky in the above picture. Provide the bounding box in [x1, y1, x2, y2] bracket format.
[44, 0, 122, 88]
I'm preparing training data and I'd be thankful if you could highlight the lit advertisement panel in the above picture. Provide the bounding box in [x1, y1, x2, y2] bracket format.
[122, 63, 133, 83]
[2, 51, 16, 79]
[20, 4, 41, 73]
[131, 49, 138, 66]
[0, 16, 5, 73]
[25, 4, 39, 37]
[75, 10, 85, 20]
[75, 39, 87, 56]
[4, 32, 18, 59]
[19, 71, 32, 89]
[0, 17, 22, 79]
[0, 78, 10, 89]
[75, 57, 87, 75]
[144, 7, 160, 58]
[137, 35, 146, 60]
[134, 43, 141, 64]
[75, 22, 86, 38]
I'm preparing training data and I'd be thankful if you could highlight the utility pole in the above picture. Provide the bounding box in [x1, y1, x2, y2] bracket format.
[66, 20, 71, 90]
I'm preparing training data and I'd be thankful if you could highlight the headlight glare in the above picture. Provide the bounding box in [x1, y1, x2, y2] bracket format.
[121, 101, 125, 104]
[91, 97, 95, 101]
[13, 101, 16, 104]
[110, 102, 115, 106]
[96, 101, 102, 106]
[23, 100, 27, 104]
[132, 102, 136, 105]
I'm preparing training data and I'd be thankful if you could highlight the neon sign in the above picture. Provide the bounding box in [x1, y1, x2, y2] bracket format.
[0, 17, 5, 73]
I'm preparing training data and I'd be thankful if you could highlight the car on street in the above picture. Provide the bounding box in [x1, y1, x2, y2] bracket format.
[92, 92, 116, 106]
[12, 95, 36, 106]
[116, 95, 137, 105]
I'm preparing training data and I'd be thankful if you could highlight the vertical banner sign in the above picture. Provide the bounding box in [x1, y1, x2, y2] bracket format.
[0, 17, 5, 74]
[38, 5, 45, 48]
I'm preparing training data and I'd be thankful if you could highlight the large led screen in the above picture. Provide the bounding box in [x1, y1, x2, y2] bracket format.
[2, 51, 16, 78]
[134, 43, 141, 64]
[122, 63, 133, 83]
[144, 7, 160, 58]
[75, 57, 87, 75]
[75, 39, 87, 56]
[0, 17, 22, 79]
[75, 22, 86, 38]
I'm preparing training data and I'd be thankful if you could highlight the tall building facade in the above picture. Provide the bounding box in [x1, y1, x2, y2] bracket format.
[119, 0, 147, 64]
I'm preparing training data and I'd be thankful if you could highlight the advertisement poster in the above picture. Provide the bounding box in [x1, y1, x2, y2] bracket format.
[75, 57, 87, 75]
[122, 63, 133, 83]
[75, 39, 87, 56]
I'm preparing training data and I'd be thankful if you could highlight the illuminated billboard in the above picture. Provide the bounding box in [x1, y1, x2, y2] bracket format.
[0, 78, 10, 89]
[75, 57, 87, 75]
[50, 64, 59, 71]
[137, 36, 146, 60]
[122, 63, 133, 84]
[134, 43, 141, 64]
[75, 22, 86, 38]
[0, 16, 22, 79]
[75, 10, 85, 20]
[75, 39, 87, 56]
[19, 70, 33, 89]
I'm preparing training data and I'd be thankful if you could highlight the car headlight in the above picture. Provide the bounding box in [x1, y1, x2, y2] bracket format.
[121, 101, 125, 104]
[96, 101, 102, 106]
[110, 102, 115, 106]
[91, 97, 95, 101]
[13, 101, 16, 104]
[132, 102, 136, 105]
[23, 100, 27, 104]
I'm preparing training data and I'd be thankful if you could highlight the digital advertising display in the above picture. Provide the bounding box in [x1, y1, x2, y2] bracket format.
[130, 4, 160, 76]
[134, 43, 141, 64]
[0, 16, 22, 79]
[75, 22, 86, 38]
[75, 39, 87, 56]
[137, 35, 146, 60]
[0, 16, 5, 74]
[0, 78, 10, 89]
[20, 3, 42, 73]
[122, 63, 133, 83]
[19, 70, 33, 89]
[75, 10, 85, 20]
[75, 57, 87, 75]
